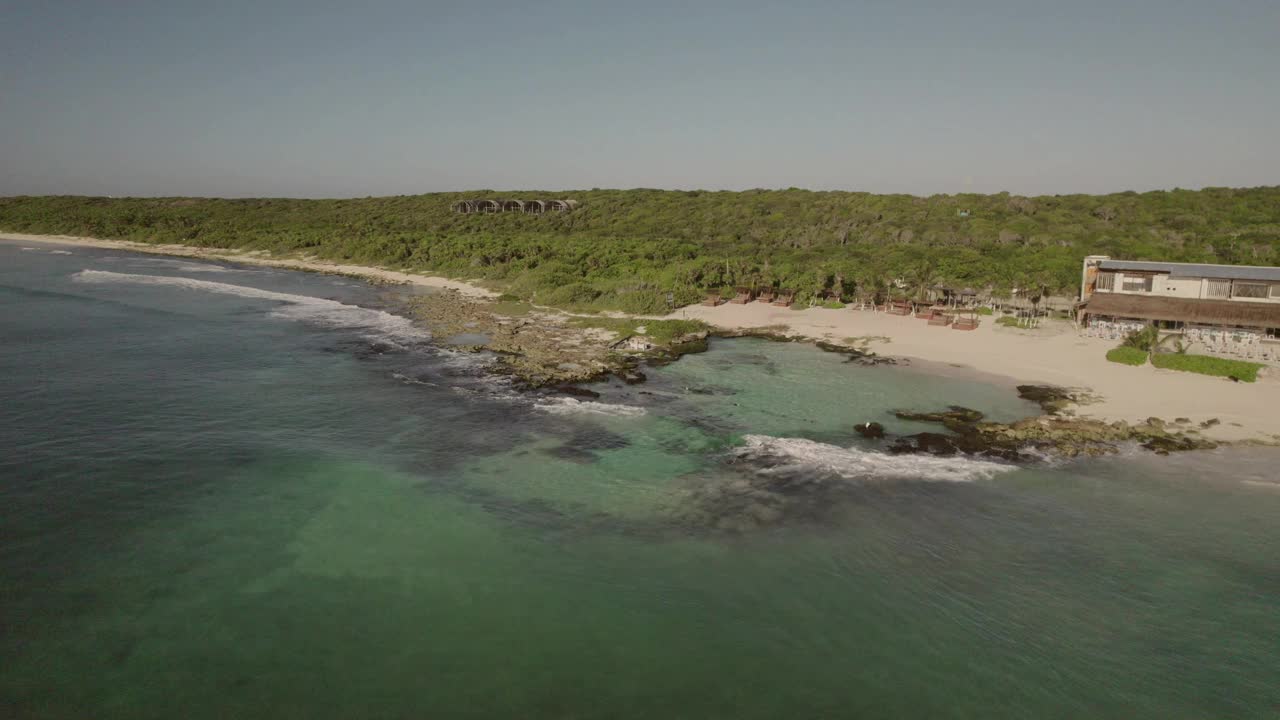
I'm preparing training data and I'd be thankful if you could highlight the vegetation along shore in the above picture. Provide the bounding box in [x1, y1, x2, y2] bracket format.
[5, 183, 1279, 448]
[3, 187, 1278, 313]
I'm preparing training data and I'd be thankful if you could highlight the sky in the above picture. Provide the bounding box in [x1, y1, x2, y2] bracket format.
[1, 0, 1277, 197]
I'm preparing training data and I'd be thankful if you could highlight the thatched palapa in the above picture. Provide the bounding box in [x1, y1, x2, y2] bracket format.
[1083, 293, 1280, 329]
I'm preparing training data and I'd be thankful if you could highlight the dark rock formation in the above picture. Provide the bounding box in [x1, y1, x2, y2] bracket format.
[893, 406, 986, 432]
[883, 408, 1218, 459]
[854, 422, 885, 439]
[1015, 385, 1086, 415]
[555, 384, 601, 399]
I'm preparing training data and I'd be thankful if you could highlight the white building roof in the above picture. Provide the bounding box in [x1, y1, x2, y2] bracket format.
[1098, 259, 1280, 283]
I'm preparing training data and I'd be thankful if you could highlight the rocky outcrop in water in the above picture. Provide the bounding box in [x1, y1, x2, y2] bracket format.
[854, 422, 885, 439]
[408, 290, 707, 387]
[883, 406, 1218, 458]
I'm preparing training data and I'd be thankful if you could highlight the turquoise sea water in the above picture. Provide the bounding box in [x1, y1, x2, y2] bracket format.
[2, 241, 1279, 719]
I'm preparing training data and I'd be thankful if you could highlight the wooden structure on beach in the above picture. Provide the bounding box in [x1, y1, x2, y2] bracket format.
[951, 309, 980, 330]
[452, 198, 578, 215]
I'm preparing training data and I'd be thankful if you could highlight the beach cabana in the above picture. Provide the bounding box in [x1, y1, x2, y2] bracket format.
[887, 300, 913, 316]
[730, 287, 753, 304]
[952, 309, 980, 330]
[450, 200, 473, 214]
[502, 200, 525, 213]
[525, 200, 546, 215]
[773, 289, 795, 307]
[928, 310, 953, 327]
[473, 199, 501, 213]
[547, 200, 570, 212]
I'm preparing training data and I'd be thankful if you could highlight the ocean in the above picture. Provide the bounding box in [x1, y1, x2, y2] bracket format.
[2, 241, 1279, 719]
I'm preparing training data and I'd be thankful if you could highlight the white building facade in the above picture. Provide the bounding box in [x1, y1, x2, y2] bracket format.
[1079, 256, 1280, 360]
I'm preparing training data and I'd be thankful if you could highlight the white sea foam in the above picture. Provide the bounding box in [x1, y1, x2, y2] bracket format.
[534, 397, 648, 417]
[48, 249, 73, 255]
[392, 372, 437, 387]
[136, 258, 231, 273]
[735, 434, 1016, 483]
[72, 269, 429, 344]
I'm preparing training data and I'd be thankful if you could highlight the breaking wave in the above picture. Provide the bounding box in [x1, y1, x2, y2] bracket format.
[72, 269, 429, 345]
[48, 249, 73, 255]
[135, 258, 231, 273]
[734, 435, 1016, 483]
[535, 397, 648, 417]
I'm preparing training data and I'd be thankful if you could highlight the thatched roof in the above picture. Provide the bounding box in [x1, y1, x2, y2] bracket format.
[1084, 293, 1280, 328]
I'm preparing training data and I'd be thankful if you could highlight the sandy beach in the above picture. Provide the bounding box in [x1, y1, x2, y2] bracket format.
[673, 301, 1280, 442]
[6, 231, 1277, 443]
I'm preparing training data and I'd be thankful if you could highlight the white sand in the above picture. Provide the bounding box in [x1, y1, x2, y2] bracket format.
[7, 231, 1277, 442]
[672, 301, 1280, 443]
[0, 233, 496, 297]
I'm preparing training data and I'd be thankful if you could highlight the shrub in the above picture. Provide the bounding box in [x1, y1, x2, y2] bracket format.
[975, 307, 994, 315]
[1121, 326, 1159, 352]
[1150, 353, 1262, 382]
[1106, 346, 1149, 366]
[996, 316, 1021, 327]
[820, 300, 846, 309]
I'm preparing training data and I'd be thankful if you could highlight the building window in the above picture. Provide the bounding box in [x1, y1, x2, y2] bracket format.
[1121, 276, 1152, 292]
[1095, 272, 1115, 291]
[1232, 282, 1269, 299]
[1206, 279, 1231, 298]
[1268, 328, 1280, 339]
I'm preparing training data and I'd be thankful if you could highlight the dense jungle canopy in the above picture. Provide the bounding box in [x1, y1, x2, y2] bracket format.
[3, 187, 1278, 313]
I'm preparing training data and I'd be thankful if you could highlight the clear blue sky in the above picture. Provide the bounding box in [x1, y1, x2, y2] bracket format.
[2, 0, 1276, 197]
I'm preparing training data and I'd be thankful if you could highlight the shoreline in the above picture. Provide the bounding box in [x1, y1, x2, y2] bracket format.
[7, 231, 1279, 444]
[0, 232, 497, 298]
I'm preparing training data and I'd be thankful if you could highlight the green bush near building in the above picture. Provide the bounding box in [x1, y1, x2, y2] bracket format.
[1106, 346, 1149, 366]
[1150, 353, 1263, 382]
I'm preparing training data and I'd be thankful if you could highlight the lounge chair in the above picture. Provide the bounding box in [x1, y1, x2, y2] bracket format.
[928, 311, 953, 327]
[702, 292, 721, 307]
[773, 290, 795, 307]
[730, 287, 753, 304]
[756, 288, 775, 303]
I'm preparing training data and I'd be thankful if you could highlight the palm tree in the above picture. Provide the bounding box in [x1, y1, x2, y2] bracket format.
[909, 261, 937, 307]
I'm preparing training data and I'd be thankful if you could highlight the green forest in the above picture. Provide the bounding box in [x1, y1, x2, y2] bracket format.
[3, 187, 1279, 314]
